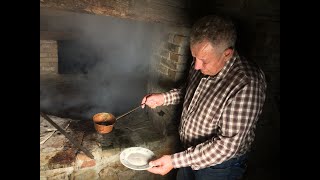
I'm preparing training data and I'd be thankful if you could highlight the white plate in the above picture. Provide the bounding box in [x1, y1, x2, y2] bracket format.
[120, 147, 155, 170]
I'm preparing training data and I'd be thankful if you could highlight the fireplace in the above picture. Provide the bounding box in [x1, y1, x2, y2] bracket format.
[40, 6, 192, 132]
[40, 2, 192, 179]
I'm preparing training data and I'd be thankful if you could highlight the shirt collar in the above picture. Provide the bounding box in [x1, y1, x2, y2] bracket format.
[206, 50, 239, 80]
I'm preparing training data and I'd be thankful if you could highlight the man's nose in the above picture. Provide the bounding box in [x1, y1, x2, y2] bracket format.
[194, 59, 202, 70]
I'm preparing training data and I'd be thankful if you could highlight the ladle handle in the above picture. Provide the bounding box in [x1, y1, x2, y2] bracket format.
[116, 104, 144, 120]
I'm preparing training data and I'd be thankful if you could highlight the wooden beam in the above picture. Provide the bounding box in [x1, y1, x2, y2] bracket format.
[40, 0, 191, 26]
[40, 31, 80, 40]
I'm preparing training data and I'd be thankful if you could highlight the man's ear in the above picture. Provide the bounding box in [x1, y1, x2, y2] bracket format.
[224, 48, 234, 59]
[224, 48, 234, 56]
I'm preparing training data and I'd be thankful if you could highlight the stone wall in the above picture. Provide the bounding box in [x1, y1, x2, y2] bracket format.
[40, 40, 58, 75]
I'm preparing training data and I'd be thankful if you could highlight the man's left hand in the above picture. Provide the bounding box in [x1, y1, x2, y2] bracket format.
[147, 155, 174, 176]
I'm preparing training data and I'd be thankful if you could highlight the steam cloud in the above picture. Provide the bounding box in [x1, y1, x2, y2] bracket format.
[40, 12, 164, 120]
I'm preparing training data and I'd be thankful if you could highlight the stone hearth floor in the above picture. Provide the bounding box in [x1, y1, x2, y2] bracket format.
[40, 110, 179, 180]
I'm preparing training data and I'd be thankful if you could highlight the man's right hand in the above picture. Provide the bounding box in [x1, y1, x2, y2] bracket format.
[141, 93, 165, 109]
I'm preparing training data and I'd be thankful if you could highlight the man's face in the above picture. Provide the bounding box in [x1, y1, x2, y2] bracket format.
[191, 41, 229, 76]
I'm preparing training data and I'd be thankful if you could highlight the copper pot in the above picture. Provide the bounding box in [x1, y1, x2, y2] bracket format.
[92, 104, 143, 134]
[92, 113, 116, 134]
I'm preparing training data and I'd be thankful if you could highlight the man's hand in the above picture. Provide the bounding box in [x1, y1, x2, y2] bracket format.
[147, 155, 174, 176]
[141, 93, 165, 109]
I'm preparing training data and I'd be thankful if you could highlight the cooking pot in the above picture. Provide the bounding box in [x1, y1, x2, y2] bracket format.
[92, 105, 143, 134]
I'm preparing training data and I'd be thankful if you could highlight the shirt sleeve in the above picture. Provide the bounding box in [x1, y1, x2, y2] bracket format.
[171, 80, 266, 169]
[162, 60, 195, 106]
[162, 88, 185, 105]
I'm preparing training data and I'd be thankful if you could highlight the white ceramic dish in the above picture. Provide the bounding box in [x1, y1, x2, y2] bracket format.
[120, 147, 155, 170]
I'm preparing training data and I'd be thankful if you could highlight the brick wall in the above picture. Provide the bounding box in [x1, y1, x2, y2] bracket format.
[155, 26, 191, 84]
[40, 40, 58, 75]
[147, 25, 191, 136]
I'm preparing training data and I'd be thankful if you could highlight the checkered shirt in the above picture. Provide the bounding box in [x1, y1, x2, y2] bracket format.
[162, 53, 267, 170]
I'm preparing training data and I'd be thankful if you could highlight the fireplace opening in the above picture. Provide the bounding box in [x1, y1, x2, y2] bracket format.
[40, 12, 163, 121]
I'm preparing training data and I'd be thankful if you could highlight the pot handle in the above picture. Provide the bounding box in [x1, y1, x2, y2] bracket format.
[116, 103, 145, 120]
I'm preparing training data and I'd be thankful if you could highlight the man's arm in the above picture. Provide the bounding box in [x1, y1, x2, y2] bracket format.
[162, 88, 185, 105]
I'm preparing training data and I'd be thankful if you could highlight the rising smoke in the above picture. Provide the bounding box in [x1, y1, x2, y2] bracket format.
[40, 12, 164, 120]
